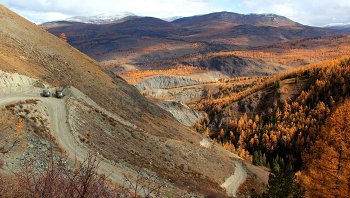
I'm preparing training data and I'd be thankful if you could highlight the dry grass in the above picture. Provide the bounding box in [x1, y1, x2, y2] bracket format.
[0, 108, 25, 155]
[207, 35, 350, 69]
[66, 98, 235, 196]
[119, 65, 206, 84]
[4, 101, 54, 141]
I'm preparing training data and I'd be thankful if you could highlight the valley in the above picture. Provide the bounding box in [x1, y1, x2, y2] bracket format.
[1, 2, 350, 198]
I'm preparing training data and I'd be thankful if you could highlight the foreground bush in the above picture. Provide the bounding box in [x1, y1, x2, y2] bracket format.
[0, 150, 127, 198]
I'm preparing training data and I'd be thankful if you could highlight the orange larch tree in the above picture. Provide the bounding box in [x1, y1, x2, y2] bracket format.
[59, 33, 67, 42]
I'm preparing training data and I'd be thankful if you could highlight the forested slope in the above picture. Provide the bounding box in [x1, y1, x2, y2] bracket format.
[299, 100, 350, 197]
[194, 57, 350, 197]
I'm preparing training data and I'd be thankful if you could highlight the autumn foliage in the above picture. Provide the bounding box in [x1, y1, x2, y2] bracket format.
[59, 33, 67, 42]
[195, 57, 350, 196]
[298, 100, 350, 198]
[119, 65, 205, 84]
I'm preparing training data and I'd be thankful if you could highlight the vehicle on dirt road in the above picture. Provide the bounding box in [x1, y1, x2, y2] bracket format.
[55, 89, 64, 98]
[42, 89, 51, 97]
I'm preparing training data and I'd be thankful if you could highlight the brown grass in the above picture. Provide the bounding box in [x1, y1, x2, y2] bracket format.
[119, 65, 206, 84]
[207, 36, 350, 69]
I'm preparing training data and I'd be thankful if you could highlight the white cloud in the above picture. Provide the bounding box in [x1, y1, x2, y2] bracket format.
[0, 0, 216, 23]
[242, 0, 350, 26]
[10, 9, 71, 24]
[1, 0, 350, 26]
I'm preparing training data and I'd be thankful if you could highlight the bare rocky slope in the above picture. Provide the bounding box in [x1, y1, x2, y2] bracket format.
[0, 5, 269, 197]
[157, 101, 202, 127]
[135, 75, 202, 91]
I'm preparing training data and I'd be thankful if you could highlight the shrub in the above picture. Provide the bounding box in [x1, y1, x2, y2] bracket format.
[0, 159, 3, 169]
[13, 150, 124, 198]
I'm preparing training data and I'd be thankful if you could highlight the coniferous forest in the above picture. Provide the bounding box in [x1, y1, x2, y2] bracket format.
[194, 57, 350, 197]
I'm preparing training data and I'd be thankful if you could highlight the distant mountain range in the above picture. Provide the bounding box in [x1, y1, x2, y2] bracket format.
[41, 11, 347, 73]
[323, 23, 350, 31]
[54, 12, 301, 26]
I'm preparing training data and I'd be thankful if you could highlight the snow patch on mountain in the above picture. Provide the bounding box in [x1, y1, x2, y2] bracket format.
[66, 12, 136, 24]
[322, 22, 350, 27]
[163, 16, 183, 22]
[322, 22, 350, 30]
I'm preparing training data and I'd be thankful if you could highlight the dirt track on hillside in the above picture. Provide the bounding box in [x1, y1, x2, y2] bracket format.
[0, 92, 127, 186]
[221, 160, 247, 197]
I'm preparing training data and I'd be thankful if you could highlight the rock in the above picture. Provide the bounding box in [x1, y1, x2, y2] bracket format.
[135, 75, 201, 91]
[158, 101, 202, 126]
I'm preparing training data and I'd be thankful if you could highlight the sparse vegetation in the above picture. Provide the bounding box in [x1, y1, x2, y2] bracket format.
[0, 159, 4, 169]
[123, 168, 166, 198]
[120, 65, 205, 84]
[0, 150, 173, 198]
[0, 151, 125, 197]
[206, 36, 350, 70]
[0, 109, 24, 154]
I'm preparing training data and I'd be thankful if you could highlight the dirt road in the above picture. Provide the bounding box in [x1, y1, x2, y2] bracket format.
[221, 160, 248, 197]
[0, 91, 126, 186]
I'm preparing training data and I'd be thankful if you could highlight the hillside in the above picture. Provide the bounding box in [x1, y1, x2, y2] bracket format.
[42, 12, 342, 74]
[133, 35, 350, 77]
[193, 57, 350, 197]
[0, 5, 269, 197]
[173, 12, 300, 28]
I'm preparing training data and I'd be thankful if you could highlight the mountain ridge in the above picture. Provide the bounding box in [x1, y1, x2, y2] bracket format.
[172, 11, 301, 27]
[41, 11, 343, 74]
[49, 11, 300, 27]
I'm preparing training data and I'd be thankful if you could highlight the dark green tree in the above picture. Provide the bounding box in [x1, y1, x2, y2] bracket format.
[255, 171, 305, 198]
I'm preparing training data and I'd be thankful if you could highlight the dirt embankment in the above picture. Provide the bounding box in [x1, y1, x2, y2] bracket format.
[134, 71, 228, 91]
[133, 71, 227, 104]
[133, 72, 225, 124]
[135, 75, 202, 91]
[157, 101, 202, 126]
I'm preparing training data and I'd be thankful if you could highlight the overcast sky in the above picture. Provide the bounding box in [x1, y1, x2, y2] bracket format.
[1, 0, 350, 26]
